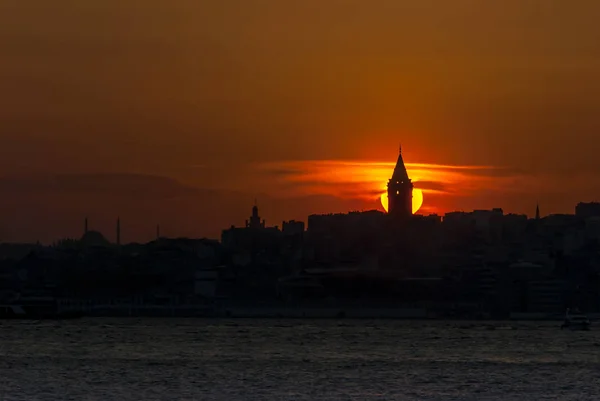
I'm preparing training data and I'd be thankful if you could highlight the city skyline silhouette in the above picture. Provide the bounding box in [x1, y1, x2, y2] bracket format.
[3, 3, 600, 400]
[0, 148, 599, 243]
[2, 1, 600, 242]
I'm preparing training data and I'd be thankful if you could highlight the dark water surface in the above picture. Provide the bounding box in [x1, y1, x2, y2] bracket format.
[1, 319, 599, 400]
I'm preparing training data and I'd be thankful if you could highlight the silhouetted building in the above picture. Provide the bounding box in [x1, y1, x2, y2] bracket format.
[307, 210, 386, 236]
[246, 204, 265, 229]
[80, 231, 110, 248]
[414, 214, 442, 224]
[576, 202, 600, 219]
[306, 211, 386, 269]
[387, 146, 413, 218]
[282, 220, 304, 236]
[221, 204, 281, 250]
[443, 209, 504, 228]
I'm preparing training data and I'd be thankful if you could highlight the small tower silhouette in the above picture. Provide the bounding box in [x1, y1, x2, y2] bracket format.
[535, 203, 540, 220]
[116, 217, 121, 245]
[246, 202, 265, 229]
[84, 217, 88, 235]
[156, 224, 160, 240]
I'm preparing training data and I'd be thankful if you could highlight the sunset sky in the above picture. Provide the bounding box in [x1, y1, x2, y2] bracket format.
[1, 0, 600, 243]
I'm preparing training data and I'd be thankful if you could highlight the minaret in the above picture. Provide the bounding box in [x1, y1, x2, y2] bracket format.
[535, 203, 540, 220]
[387, 144, 414, 218]
[116, 217, 121, 245]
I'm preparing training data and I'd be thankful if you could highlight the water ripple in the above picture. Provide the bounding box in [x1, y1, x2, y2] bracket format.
[0, 319, 599, 400]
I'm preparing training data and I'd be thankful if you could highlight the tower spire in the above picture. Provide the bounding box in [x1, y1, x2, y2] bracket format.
[535, 203, 540, 220]
[391, 145, 410, 183]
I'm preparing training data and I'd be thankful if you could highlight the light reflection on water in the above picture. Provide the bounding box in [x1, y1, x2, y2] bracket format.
[0, 319, 599, 400]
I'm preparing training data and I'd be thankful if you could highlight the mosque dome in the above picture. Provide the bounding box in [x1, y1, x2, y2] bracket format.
[80, 230, 110, 247]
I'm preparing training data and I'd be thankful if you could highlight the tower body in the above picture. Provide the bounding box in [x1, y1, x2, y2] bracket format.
[387, 147, 413, 218]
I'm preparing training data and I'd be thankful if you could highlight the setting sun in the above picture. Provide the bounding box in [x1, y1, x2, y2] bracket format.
[380, 189, 424, 214]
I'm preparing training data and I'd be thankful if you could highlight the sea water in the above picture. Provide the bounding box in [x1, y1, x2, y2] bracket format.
[1, 319, 599, 400]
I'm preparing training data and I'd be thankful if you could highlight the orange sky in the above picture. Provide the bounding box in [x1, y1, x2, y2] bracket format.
[1, 0, 600, 242]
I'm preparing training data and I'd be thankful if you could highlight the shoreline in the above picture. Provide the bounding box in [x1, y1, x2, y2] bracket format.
[53, 306, 584, 321]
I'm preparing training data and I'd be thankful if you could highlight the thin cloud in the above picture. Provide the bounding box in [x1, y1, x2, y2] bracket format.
[413, 180, 450, 193]
[254, 159, 530, 213]
[0, 173, 208, 200]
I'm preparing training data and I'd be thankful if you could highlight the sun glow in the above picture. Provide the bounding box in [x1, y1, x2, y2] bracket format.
[380, 189, 424, 214]
[257, 159, 504, 216]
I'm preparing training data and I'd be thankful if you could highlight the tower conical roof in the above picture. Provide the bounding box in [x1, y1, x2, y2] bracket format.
[391, 146, 410, 182]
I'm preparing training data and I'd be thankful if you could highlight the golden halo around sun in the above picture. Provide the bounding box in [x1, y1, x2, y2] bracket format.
[380, 188, 424, 214]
